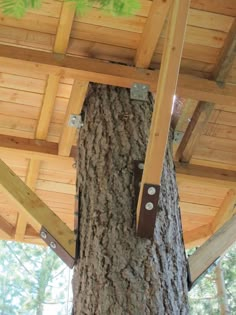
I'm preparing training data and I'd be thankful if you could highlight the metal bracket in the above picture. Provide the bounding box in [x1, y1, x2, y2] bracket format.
[40, 227, 75, 268]
[134, 161, 160, 239]
[173, 131, 184, 144]
[130, 83, 149, 101]
[68, 114, 83, 128]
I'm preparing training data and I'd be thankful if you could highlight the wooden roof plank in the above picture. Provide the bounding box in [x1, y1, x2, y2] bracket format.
[135, 0, 172, 68]
[136, 0, 190, 237]
[184, 224, 211, 248]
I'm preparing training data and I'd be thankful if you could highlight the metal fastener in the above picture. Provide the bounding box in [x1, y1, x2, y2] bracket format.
[138, 163, 144, 170]
[40, 231, 47, 239]
[145, 202, 154, 211]
[148, 187, 156, 195]
[50, 241, 57, 249]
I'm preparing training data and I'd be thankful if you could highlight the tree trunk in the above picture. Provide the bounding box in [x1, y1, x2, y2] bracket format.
[73, 84, 189, 315]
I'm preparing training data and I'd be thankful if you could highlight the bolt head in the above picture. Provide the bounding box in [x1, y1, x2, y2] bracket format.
[50, 241, 57, 249]
[145, 202, 154, 211]
[148, 187, 156, 195]
[138, 163, 144, 170]
[40, 231, 47, 239]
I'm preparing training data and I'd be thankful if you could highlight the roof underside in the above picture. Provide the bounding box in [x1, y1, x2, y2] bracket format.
[0, 0, 235, 248]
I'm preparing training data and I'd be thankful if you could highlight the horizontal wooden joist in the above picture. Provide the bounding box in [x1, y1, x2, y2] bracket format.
[0, 135, 76, 161]
[0, 44, 236, 105]
[175, 162, 236, 183]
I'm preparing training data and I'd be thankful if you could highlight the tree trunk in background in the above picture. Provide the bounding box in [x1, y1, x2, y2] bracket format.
[215, 260, 230, 315]
[73, 84, 189, 314]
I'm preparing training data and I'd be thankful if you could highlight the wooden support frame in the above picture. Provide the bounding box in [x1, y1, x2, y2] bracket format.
[184, 224, 211, 249]
[175, 102, 214, 162]
[1, 44, 236, 105]
[53, 1, 76, 54]
[35, 74, 60, 140]
[15, 159, 41, 241]
[136, 0, 190, 237]
[188, 215, 236, 285]
[0, 159, 75, 266]
[135, 0, 172, 68]
[211, 189, 236, 233]
[0, 135, 75, 161]
[59, 81, 89, 156]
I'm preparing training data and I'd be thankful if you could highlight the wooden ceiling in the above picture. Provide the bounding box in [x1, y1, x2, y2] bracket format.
[0, 0, 235, 248]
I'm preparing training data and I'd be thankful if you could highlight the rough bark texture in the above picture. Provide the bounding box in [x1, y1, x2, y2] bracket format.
[73, 84, 189, 315]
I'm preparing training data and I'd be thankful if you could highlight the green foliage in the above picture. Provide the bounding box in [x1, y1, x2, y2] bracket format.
[0, 241, 72, 314]
[188, 244, 236, 314]
[0, 0, 140, 18]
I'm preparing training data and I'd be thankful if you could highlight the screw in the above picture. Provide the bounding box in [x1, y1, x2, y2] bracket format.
[148, 187, 156, 195]
[40, 231, 47, 239]
[145, 202, 154, 211]
[138, 163, 144, 170]
[50, 241, 57, 249]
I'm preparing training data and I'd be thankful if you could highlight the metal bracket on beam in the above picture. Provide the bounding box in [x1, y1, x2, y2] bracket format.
[130, 83, 149, 101]
[134, 161, 160, 239]
[68, 114, 83, 128]
[40, 227, 75, 268]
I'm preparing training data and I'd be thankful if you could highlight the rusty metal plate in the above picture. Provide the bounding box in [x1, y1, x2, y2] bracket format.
[40, 227, 75, 268]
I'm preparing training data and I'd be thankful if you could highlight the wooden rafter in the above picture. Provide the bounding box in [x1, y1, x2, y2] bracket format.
[176, 18, 236, 163]
[175, 101, 214, 162]
[189, 215, 236, 285]
[15, 159, 41, 241]
[0, 135, 75, 161]
[136, 0, 190, 237]
[35, 74, 60, 140]
[0, 214, 14, 237]
[0, 159, 75, 259]
[59, 80, 89, 156]
[135, 0, 172, 68]
[1, 44, 236, 105]
[211, 189, 236, 233]
[54, 1, 76, 54]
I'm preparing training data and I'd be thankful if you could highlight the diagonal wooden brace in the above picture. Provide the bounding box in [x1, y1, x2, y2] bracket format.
[0, 159, 76, 268]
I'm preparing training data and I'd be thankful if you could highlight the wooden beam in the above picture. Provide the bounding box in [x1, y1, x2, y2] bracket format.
[35, 74, 60, 140]
[136, 0, 190, 237]
[184, 224, 211, 249]
[211, 189, 236, 233]
[59, 81, 89, 156]
[0, 159, 75, 258]
[1, 44, 236, 105]
[15, 159, 41, 241]
[175, 102, 214, 162]
[188, 215, 236, 284]
[54, 1, 76, 54]
[212, 18, 236, 81]
[175, 162, 236, 183]
[0, 215, 15, 237]
[0, 135, 75, 161]
[135, 0, 172, 68]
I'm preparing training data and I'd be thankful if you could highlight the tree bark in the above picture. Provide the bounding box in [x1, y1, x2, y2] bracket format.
[73, 84, 189, 315]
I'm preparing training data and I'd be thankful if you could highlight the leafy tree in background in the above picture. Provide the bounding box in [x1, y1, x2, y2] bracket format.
[0, 241, 72, 315]
[189, 243, 236, 315]
[0, 0, 140, 18]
